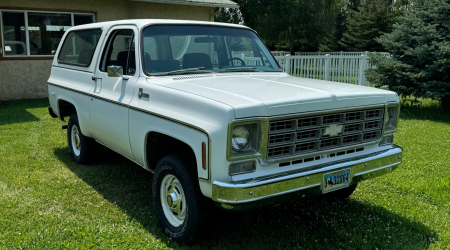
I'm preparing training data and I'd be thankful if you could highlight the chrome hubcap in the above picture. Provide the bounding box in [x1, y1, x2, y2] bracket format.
[166, 184, 183, 215]
[71, 125, 81, 156]
[160, 174, 186, 227]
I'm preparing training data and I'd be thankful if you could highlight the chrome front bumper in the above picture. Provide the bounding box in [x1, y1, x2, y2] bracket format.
[212, 145, 402, 209]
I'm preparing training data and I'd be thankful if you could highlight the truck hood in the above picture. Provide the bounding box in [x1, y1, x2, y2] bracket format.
[151, 73, 398, 118]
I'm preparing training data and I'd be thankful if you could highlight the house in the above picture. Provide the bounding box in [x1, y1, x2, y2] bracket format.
[0, 0, 238, 101]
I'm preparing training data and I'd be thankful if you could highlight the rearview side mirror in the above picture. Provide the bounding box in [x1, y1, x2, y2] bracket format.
[107, 65, 129, 80]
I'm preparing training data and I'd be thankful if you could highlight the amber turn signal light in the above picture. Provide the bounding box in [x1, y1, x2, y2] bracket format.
[202, 142, 206, 170]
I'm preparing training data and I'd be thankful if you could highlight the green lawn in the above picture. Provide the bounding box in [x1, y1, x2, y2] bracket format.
[0, 99, 449, 249]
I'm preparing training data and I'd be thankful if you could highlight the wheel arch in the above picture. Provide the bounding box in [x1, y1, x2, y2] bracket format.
[57, 98, 78, 122]
[145, 130, 198, 172]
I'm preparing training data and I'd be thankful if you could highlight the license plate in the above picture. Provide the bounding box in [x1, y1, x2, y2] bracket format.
[322, 168, 351, 194]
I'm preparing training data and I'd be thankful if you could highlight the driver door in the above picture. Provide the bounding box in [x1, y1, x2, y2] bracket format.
[89, 26, 139, 160]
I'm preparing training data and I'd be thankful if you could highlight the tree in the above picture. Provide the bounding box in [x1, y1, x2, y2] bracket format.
[332, 0, 362, 51]
[366, 0, 450, 111]
[214, 7, 242, 24]
[229, 0, 341, 52]
[339, 0, 398, 51]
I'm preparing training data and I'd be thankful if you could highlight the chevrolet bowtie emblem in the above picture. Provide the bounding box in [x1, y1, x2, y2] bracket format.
[323, 124, 343, 137]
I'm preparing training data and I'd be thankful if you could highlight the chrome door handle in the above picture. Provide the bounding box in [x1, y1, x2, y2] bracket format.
[91, 76, 102, 81]
[138, 88, 149, 98]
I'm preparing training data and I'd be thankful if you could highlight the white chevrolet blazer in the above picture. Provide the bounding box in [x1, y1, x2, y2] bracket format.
[47, 19, 403, 244]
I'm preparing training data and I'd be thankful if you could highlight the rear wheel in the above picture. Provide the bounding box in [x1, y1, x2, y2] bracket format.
[67, 114, 96, 164]
[152, 154, 209, 245]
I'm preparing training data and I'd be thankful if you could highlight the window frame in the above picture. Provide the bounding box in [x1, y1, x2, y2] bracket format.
[0, 8, 96, 60]
[98, 29, 135, 75]
[57, 28, 103, 67]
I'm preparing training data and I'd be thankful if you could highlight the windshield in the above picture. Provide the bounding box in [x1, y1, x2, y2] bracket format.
[141, 25, 281, 75]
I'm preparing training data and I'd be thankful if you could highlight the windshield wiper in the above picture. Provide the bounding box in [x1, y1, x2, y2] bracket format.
[166, 67, 212, 75]
[224, 67, 260, 72]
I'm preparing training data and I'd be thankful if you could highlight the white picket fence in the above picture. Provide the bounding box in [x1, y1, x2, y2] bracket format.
[231, 51, 389, 86]
[274, 54, 374, 86]
[271, 51, 290, 57]
[294, 51, 390, 57]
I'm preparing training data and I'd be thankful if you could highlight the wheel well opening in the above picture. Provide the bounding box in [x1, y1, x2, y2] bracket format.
[146, 132, 197, 171]
[58, 100, 77, 121]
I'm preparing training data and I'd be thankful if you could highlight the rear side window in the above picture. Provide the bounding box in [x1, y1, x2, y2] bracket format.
[58, 28, 102, 66]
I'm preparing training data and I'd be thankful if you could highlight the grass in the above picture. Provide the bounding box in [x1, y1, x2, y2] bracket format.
[0, 98, 449, 249]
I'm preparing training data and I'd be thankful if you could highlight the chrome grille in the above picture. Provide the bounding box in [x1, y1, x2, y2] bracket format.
[267, 108, 384, 158]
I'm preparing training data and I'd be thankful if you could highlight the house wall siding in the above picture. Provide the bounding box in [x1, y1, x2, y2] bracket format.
[0, 0, 214, 100]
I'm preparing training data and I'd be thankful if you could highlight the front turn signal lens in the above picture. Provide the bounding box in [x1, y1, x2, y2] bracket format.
[379, 135, 394, 146]
[229, 161, 256, 176]
[202, 142, 206, 170]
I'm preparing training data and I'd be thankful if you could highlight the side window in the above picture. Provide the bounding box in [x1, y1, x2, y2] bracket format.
[127, 37, 136, 75]
[100, 30, 135, 75]
[58, 28, 102, 66]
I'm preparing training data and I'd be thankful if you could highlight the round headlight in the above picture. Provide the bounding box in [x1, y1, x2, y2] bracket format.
[232, 126, 251, 151]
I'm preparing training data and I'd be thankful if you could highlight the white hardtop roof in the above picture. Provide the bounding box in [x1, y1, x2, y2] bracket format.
[131, 0, 239, 8]
[69, 19, 250, 32]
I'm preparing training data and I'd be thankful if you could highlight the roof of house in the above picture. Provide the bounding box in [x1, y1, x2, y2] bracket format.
[131, 0, 239, 8]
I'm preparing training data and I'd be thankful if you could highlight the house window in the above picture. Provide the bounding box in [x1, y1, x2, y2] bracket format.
[1, 10, 95, 57]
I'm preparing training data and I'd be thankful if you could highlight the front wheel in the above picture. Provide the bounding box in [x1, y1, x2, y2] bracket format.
[152, 154, 209, 245]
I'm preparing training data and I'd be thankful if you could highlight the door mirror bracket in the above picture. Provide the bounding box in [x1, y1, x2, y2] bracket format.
[107, 66, 129, 80]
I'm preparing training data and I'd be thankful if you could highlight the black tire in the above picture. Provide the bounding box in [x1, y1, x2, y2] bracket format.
[325, 183, 358, 201]
[152, 153, 209, 245]
[67, 114, 96, 164]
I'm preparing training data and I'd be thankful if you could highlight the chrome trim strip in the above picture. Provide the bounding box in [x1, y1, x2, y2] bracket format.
[48, 81, 212, 182]
[354, 162, 399, 177]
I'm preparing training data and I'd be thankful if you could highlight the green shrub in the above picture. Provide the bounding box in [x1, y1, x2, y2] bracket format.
[366, 0, 450, 112]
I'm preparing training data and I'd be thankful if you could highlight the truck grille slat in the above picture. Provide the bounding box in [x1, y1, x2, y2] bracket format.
[345, 111, 364, 122]
[343, 123, 363, 134]
[322, 114, 343, 125]
[267, 108, 385, 159]
[320, 138, 341, 149]
[268, 133, 295, 146]
[295, 141, 319, 153]
[297, 129, 321, 141]
[297, 117, 320, 129]
[268, 145, 292, 157]
[269, 120, 295, 134]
